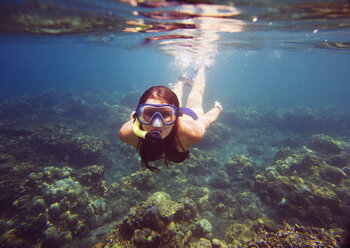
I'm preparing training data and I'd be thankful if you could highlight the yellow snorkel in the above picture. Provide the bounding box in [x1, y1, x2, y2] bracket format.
[133, 118, 162, 141]
[133, 118, 147, 139]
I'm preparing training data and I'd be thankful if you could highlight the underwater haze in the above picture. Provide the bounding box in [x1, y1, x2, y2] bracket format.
[1, 0, 350, 247]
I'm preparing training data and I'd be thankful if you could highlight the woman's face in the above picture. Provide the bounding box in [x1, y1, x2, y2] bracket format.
[141, 98, 175, 139]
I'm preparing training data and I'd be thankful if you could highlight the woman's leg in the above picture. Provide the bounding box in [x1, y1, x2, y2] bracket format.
[185, 66, 205, 118]
[170, 79, 184, 107]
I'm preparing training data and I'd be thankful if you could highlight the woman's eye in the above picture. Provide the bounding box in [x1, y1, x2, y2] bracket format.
[144, 110, 154, 117]
[145, 112, 153, 117]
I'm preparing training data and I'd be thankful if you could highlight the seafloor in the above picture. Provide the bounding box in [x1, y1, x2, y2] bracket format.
[0, 89, 349, 248]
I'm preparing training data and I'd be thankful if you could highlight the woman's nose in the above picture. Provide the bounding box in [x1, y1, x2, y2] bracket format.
[152, 117, 163, 127]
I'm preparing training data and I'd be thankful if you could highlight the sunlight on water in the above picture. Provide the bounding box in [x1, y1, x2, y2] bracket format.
[271, 50, 282, 59]
[171, 52, 217, 74]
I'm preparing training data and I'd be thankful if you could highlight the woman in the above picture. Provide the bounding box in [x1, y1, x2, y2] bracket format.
[119, 67, 223, 171]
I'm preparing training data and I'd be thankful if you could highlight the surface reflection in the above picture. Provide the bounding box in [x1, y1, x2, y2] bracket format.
[123, 1, 244, 72]
[0, 0, 349, 52]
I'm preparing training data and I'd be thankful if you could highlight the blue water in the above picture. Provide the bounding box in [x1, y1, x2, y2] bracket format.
[1, 39, 349, 108]
[0, 41, 170, 97]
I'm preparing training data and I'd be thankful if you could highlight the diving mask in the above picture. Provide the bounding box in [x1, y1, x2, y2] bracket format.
[135, 103, 179, 126]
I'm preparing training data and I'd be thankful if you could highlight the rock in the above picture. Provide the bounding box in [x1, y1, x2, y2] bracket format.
[225, 223, 256, 245]
[193, 219, 212, 239]
[225, 154, 256, 178]
[48, 202, 64, 220]
[117, 193, 184, 239]
[256, 218, 279, 232]
[225, 160, 239, 176]
[57, 167, 72, 179]
[183, 230, 192, 245]
[92, 243, 105, 248]
[31, 197, 46, 214]
[131, 228, 160, 246]
[326, 154, 348, 168]
[242, 164, 255, 176]
[105, 195, 198, 247]
[243, 224, 341, 247]
[274, 153, 320, 176]
[59, 211, 79, 230]
[190, 238, 212, 248]
[74, 220, 90, 238]
[76, 193, 90, 210]
[307, 134, 342, 154]
[292, 154, 320, 176]
[209, 170, 230, 189]
[42, 177, 82, 204]
[343, 166, 350, 176]
[77, 165, 104, 186]
[42, 227, 67, 247]
[149, 191, 171, 202]
[273, 147, 295, 162]
[43, 167, 61, 181]
[212, 238, 228, 248]
[111, 199, 129, 217]
[88, 215, 105, 229]
[320, 165, 347, 184]
[28, 171, 43, 181]
[179, 197, 198, 219]
[91, 199, 108, 215]
[61, 231, 73, 243]
[186, 149, 213, 176]
[130, 170, 156, 190]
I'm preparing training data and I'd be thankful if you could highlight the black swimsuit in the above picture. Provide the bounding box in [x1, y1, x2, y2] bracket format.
[166, 135, 189, 163]
[137, 135, 189, 164]
[165, 107, 197, 163]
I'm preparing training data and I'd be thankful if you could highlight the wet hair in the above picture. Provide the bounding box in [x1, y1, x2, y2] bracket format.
[137, 85, 180, 107]
[136, 86, 181, 172]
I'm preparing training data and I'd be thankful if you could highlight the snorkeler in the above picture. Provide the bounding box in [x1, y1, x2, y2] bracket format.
[119, 66, 223, 171]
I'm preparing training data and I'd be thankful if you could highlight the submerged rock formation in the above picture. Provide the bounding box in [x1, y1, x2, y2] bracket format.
[253, 135, 350, 229]
[1, 90, 350, 247]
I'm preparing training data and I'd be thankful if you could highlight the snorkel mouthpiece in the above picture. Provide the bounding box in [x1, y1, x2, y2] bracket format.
[133, 118, 162, 141]
[145, 130, 162, 141]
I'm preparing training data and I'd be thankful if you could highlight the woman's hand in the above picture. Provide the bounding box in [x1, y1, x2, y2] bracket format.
[214, 101, 223, 114]
[130, 111, 136, 120]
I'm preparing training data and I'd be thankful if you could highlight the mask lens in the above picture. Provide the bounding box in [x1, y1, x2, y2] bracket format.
[142, 107, 157, 123]
[158, 107, 174, 123]
[137, 104, 177, 125]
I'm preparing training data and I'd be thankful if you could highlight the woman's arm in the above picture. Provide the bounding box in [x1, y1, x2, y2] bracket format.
[119, 120, 139, 148]
[195, 101, 223, 133]
[178, 101, 223, 149]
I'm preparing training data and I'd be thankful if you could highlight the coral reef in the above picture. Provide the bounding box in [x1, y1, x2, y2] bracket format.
[307, 134, 343, 154]
[105, 194, 342, 248]
[242, 223, 342, 248]
[1, 89, 350, 247]
[0, 89, 132, 171]
[0, 164, 111, 247]
[253, 134, 350, 229]
[105, 192, 199, 248]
